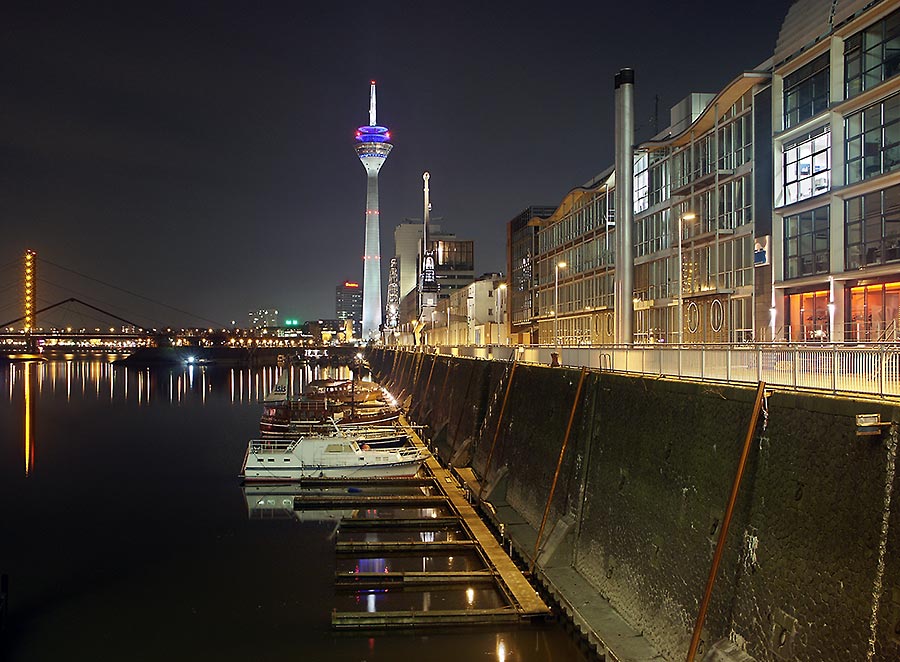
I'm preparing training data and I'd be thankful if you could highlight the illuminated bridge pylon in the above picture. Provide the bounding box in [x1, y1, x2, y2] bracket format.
[24, 249, 36, 332]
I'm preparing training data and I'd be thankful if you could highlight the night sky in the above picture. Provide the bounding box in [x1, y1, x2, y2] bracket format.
[2, 1, 795, 329]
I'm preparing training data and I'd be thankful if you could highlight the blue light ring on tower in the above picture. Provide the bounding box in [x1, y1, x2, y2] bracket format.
[355, 125, 391, 143]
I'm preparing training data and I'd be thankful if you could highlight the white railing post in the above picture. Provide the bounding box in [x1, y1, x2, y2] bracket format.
[793, 347, 800, 388]
[726, 346, 732, 382]
[880, 346, 886, 397]
[831, 347, 837, 393]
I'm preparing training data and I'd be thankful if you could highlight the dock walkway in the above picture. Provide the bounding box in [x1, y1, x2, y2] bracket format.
[326, 415, 549, 630]
[401, 415, 550, 619]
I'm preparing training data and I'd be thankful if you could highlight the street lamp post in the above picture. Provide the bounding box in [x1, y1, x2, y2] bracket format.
[554, 261, 567, 347]
[678, 213, 695, 343]
[498, 282, 507, 345]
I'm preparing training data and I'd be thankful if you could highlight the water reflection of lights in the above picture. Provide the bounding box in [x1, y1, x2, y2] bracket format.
[7, 358, 367, 412]
[24, 361, 34, 476]
[496, 637, 507, 662]
[466, 587, 474, 606]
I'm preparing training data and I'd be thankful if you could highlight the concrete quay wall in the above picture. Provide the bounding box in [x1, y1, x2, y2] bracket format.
[369, 349, 900, 662]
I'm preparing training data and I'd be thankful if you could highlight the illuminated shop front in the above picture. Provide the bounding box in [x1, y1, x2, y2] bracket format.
[785, 281, 900, 342]
[846, 281, 900, 341]
[785, 289, 830, 341]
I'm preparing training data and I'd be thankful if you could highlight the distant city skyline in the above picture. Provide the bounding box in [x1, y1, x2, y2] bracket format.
[2, 1, 793, 327]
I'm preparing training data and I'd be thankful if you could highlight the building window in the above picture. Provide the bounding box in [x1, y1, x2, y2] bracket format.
[845, 184, 900, 269]
[783, 52, 830, 129]
[635, 209, 668, 258]
[718, 174, 753, 229]
[845, 93, 900, 184]
[634, 152, 649, 214]
[784, 206, 830, 279]
[718, 111, 753, 170]
[845, 9, 900, 98]
[783, 126, 830, 205]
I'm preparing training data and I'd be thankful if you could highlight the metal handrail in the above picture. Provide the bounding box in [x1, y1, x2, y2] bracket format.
[422, 342, 900, 398]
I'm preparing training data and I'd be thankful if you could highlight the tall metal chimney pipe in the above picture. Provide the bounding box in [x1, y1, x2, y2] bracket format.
[614, 68, 635, 344]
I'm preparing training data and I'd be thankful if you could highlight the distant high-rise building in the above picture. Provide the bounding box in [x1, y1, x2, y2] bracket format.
[248, 309, 279, 329]
[394, 219, 443, 300]
[507, 206, 556, 342]
[385, 258, 400, 330]
[355, 81, 392, 340]
[336, 281, 362, 327]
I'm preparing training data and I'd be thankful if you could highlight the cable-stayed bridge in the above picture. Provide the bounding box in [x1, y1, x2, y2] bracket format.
[0, 251, 278, 354]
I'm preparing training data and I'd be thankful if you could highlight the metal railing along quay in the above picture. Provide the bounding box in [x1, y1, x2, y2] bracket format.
[422, 342, 900, 398]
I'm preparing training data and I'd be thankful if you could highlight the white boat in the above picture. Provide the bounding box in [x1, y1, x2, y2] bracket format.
[240, 436, 429, 483]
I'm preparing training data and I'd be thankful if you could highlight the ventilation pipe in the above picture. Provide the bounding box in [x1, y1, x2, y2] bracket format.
[614, 68, 635, 344]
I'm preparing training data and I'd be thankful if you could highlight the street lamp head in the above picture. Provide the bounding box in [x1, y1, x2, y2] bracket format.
[557, 261, 567, 269]
[681, 212, 697, 221]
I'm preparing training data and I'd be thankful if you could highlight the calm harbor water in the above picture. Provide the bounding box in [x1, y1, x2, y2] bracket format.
[0, 358, 590, 661]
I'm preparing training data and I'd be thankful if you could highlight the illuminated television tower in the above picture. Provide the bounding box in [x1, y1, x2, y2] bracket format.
[355, 81, 393, 340]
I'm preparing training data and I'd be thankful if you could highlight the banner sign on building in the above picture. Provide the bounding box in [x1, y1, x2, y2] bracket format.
[754, 236, 770, 267]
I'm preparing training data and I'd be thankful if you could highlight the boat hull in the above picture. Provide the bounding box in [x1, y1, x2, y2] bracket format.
[242, 460, 424, 483]
[240, 437, 427, 483]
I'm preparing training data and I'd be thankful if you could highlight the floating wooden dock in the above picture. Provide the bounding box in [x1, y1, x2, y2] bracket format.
[330, 415, 550, 630]
[332, 607, 522, 629]
[298, 476, 434, 487]
[335, 570, 497, 590]
[404, 416, 550, 617]
[335, 540, 476, 555]
[294, 494, 446, 509]
[338, 516, 462, 530]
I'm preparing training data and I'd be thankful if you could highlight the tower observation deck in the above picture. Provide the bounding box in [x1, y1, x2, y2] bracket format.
[355, 81, 393, 340]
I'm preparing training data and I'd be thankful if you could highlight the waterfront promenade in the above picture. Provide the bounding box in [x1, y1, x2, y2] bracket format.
[420, 341, 900, 399]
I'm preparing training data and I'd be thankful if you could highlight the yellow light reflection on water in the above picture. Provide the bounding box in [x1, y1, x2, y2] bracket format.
[496, 637, 507, 662]
[24, 361, 33, 476]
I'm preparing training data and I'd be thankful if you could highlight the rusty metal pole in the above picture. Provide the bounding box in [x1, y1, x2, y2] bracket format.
[477, 360, 518, 501]
[686, 380, 767, 662]
[531, 367, 587, 574]
[422, 357, 437, 402]
[451, 362, 477, 441]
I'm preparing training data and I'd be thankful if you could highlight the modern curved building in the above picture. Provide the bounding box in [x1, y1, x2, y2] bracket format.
[355, 81, 393, 340]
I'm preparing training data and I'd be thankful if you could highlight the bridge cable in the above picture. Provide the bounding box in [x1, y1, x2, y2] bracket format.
[40, 278, 168, 328]
[39, 258, 225, 328]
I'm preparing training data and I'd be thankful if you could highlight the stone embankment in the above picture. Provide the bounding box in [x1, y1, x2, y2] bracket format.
[368, 348, 900, 662]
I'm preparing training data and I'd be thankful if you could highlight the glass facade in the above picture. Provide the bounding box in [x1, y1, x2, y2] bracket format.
[784, 206, 830, 279]
[847, 282, 900, 340]
[845, 8, 900, 98]
[845, 92, 900, 184]
[787, 289, 830, 341]
[718, 174, 753, 230]
[783, 52, 829, 129]
[845, 183, 900, 269]
[783, 126, 830, 204]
